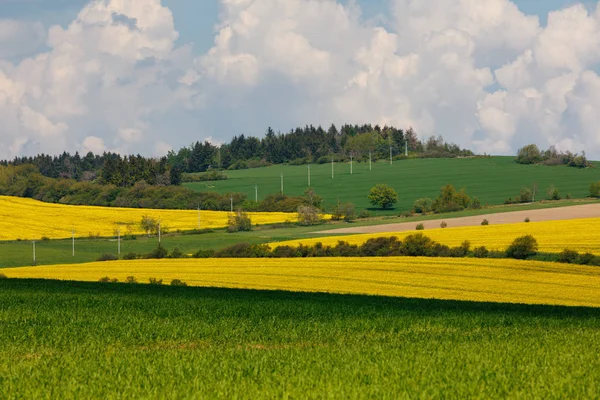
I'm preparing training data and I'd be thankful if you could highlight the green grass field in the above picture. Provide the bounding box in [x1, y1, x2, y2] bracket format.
[1, 279, 599, 398]
[185, 157, 600, 214]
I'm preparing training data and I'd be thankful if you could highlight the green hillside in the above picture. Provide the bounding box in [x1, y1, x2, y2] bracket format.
[185, 156, 600, 214]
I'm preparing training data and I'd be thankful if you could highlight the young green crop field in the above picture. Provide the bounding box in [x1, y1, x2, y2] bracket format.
[1, 279, 599, 398]
[185, 157, 600, 214]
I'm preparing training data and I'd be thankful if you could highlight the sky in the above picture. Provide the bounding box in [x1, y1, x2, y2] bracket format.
[1, 0, 600, 159]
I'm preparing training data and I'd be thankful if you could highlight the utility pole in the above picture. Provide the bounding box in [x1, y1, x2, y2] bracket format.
[32, 241, 36, 265]
[230, 196, 234, 212]
[117, 228, 121, 255]
[197, 204, 201, 229]
[255, 185, 258, 202]
[308, 164, 311, 186]
[331, 156, 334, 179]
[72, 229, 75, 257]
[405, 141, 408, 157]
[280, 173, 284, 194]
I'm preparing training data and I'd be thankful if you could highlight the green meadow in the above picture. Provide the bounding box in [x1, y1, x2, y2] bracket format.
[185, 157, 600, 213]
[1, 279, 599, 399]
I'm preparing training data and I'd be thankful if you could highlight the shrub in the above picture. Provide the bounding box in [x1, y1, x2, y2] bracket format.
[368, 184, 398, 209]
[271, 246, 299, 258]
[215, 243, 271, 258]
[578, 252, 596, 265]
[516, 144, 542, 164]
[524, 217, 530, 223]
[440, 221, 447, 228]
[140, 215, 159, 236]
[590, 181, 600, 198]
[149, 278, 163, 285]
[432, 185, 471, 213]
[228, 160, 248, 170]
[413, 198, 433, 213]
[360, 237, 401, 257]
[192, 249, 215, 258]
[97, 253, 118, 262]
[297, 205, 324, 226]
[506, 235, 538, 259]
[433, 243, 452, 257]
[147, 244, 168, 259]
[558, 249, 580, 264]
[333, 241, 360, 257]
[358, 210, 372, 219]
[170, 279, 188, 286]
[169, 248, 186, 259]
[227, 210, 252, 232]
[401, 233, 434, 257]
[416, 223, 425, 230]
[99, 276, 111, 283]
[41, 236, 50, 242]
[471, 197, 482, 209]
[472, 246, 490, 258]
[451, 241, 471, 258]
[546, 184, 561, 200]
[126, 276, 137, 284]
[0, 273, 8, 279]
[123, 252, 138, 260]
[481, 219, 489, 226]
[518, 187, 533, 203]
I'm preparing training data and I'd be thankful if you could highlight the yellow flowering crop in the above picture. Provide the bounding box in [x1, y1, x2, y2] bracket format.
[274, 217, 600, 254]
[4, 257, 600, 307]
[0, 196, 297, 241]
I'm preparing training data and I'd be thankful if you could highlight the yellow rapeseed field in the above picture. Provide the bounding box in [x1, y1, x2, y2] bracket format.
[274, 217, 600, 254]
[4, 257, 600, 307]
[0, 196, 297, 241]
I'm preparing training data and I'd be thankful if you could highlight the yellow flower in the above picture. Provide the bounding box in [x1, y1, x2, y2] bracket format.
[272, 217, 600, 255]
[4, 257, 600, 308]
[0, 195, 296, 241]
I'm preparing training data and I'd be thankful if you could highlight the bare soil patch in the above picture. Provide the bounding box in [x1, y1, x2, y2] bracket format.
[317, 204, 600, 235]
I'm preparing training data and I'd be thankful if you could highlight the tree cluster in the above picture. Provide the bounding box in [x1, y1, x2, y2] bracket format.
[516, 144, 589, 168]
[0, 165, 323, 212]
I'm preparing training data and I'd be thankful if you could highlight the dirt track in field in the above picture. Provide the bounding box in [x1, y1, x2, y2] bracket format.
[317, 204, 600, 235]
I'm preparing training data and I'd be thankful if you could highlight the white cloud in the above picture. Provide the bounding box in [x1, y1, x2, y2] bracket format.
[2, 0, 600, 160]
[82, 136, 106, 154]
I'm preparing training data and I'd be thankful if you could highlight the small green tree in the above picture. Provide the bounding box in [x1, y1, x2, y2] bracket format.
[546, 184, 561, 200]
[227, 210, 253, 233]
[413, 198, 433, 213]
[590, 181, 600, 198]
[516, 144, 542, 164]
[506, 235, 538, 259]
[297, 205, 324, 226]
[140, 215, 159, 236]
[368, 184, 398, 209]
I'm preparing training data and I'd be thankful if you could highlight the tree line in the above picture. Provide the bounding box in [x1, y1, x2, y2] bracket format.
[2, 124, 473, 187]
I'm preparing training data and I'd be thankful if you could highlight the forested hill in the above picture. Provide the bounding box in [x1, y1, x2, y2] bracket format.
[2, 124, 473, 186]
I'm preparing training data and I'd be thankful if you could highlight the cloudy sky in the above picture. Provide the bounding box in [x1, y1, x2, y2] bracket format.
[1, 0, 600, 159]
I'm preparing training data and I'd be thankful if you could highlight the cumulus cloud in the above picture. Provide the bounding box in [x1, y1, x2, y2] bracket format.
[2, 0, 600, 159]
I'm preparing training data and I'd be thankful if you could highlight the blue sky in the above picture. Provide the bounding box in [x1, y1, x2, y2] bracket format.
[1, 0, 600, 158]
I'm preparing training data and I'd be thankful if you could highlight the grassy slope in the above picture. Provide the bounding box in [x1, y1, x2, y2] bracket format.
[1, 280, 599, 398]
[185, 157, 600, 214]
[2, 199, 599, 268]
